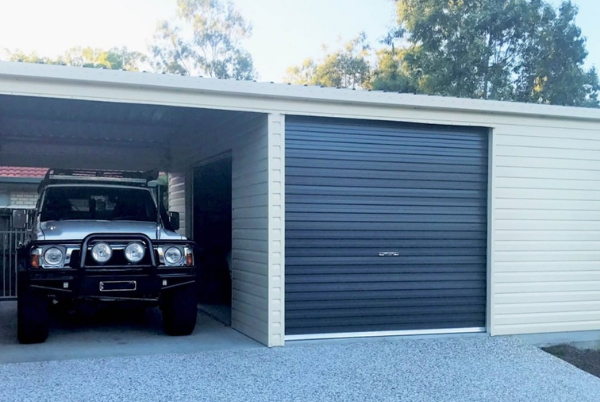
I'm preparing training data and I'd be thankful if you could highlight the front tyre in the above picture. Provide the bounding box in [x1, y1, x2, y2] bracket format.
[18, 289, 49, 344]
[162, 284, 197, 336]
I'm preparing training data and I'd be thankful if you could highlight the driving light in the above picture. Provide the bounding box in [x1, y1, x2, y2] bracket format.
[125, 242, 145, 263]
[44, 247, 64, 266]
[91, 242, 112, 264]
[164, 247, 183, 265]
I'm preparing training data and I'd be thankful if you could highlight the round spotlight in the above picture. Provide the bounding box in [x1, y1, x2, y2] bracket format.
[91, 242, 112, 264]
[125, 242, 145, 264]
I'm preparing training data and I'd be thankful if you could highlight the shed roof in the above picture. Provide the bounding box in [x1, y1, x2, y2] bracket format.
[1, 61, 600, 122]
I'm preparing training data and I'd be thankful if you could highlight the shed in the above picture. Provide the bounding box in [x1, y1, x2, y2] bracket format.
[1, 62, 600, 347]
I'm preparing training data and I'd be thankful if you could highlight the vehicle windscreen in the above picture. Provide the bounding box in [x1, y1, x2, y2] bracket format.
[40, 186, 157, 222]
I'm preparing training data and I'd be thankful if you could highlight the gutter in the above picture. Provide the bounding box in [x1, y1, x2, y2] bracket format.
[0, 177, 42, 184]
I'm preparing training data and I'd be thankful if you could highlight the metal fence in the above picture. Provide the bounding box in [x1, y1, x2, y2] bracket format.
[1, 230, 27, 299]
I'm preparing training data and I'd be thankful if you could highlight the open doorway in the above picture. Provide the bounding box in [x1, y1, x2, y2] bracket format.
[193, 156, 233, 326]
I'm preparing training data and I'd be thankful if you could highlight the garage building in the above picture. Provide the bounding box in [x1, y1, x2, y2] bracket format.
[1, 62, 600, 347]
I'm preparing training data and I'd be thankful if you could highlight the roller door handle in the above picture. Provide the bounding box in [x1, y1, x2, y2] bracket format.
[379, 251, 400, 257]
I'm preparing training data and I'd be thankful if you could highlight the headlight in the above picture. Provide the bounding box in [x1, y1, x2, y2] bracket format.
[164, 246, 183, 265]
[125, 242, 145, 263]
[91, 242, 112, 264]
[44, 247, 64, 266]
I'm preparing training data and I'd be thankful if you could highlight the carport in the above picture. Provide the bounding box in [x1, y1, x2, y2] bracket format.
[0, 63, 285, 347]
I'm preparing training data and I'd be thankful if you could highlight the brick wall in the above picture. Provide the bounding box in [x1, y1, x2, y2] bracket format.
[9, 190, 38, 209]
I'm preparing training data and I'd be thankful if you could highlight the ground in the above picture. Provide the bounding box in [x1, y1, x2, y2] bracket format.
[1, 301, 599, 401]
[544, 344, 600, 379]
[0, 301, 259, 363]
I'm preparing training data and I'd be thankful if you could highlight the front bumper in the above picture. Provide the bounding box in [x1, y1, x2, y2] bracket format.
[22, 233, 198, 302]
[26, 267, 196, 301]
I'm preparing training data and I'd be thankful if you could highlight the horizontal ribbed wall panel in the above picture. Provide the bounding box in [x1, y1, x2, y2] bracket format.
[492, 125, 600, 336]
[285, 116, 488, 335]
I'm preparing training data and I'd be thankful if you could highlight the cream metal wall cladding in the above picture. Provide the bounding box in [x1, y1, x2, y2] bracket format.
[491, 125, 600, 335]
[167, 114, 285, 346]
[1, 62, 600, 344]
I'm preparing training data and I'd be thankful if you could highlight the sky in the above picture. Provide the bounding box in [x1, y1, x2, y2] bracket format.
[0, 0, 598, 82]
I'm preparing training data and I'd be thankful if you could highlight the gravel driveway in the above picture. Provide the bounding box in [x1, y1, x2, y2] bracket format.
[1, 336, 599, 402]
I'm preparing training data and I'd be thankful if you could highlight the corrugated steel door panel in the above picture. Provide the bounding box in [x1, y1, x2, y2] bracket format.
[285, 116, 488, 335]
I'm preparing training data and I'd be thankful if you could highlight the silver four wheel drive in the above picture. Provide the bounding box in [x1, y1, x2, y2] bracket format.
[14, 169, 199, 344]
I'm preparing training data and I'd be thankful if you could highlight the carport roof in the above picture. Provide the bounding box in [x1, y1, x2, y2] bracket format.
[0, 93, 249, 170]
[1, 61, 600, 122]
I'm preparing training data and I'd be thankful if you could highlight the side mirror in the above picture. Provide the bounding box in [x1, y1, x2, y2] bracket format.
[168, 211, 180, 231]
[12, 209, 28, 229]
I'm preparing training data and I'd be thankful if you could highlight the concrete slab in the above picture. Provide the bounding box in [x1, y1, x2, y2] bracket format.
[198, 303, 232, 326]
[0, 301, 261, 364]
[1, 336, 600, 401]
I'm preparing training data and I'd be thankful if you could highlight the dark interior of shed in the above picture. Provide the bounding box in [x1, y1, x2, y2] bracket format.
[193, 157, 233, 325]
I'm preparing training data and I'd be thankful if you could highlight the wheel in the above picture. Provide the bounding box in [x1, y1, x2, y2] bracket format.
[162, 284, 197, 336]
[18, 288, 49, 344]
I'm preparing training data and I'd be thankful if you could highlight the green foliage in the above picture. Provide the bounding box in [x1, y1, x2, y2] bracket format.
[58, 46, 146, 70]
[4, 51, 56, 64]
[284, 0, 597, 106]
[151, 0, 256, 79]
[513, 1, 599, 106]
[370, 48, 418, 93]
[105, 47, 148, 71]
[150, 21, 194, 75]
[284, 33, 371, 89]
[395, 0, 533, 99]
[285, 58, 318, 86]
[3, 0, 252, 79]
[393, 0, 599, 106]
[4, 47, 146, 71]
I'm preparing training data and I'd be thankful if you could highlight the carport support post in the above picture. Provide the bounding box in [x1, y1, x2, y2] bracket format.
[267, 113, 285, 347]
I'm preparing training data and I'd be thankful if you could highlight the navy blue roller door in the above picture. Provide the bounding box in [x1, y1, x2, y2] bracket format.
[285, 116, 488, 336]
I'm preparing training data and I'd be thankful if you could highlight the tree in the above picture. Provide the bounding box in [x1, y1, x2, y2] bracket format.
[58, 46, 147, 70]
[394, 0, 530, 99]
[150, 21, 194, 75]
[3, 47, 146, 71]
[150, 0, 256, 79]
[284, 33, 371, 89]
[514, 1, 599, 106]
[4, 50, 57, 64]
[369, 47, 418, 93]
[391, 0, 599, 106]
[285, 58, 318, 86]
[107, 47, 147, 71]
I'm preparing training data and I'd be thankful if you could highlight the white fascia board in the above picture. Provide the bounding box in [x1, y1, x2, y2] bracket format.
[1, 61, 600, 122]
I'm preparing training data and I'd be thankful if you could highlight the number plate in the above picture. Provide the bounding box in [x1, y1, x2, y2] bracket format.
[99, 281, 137, 292]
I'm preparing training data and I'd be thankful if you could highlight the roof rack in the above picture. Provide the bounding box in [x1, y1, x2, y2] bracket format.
[38, 168, 159, 192]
